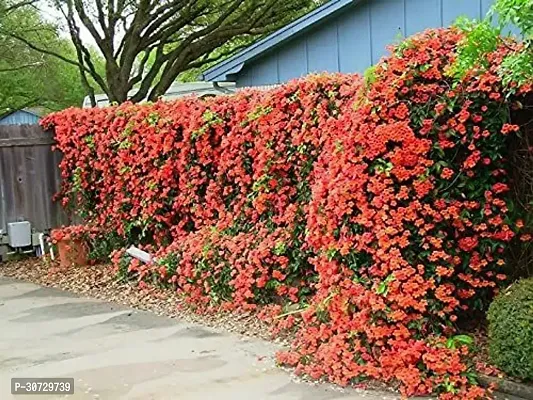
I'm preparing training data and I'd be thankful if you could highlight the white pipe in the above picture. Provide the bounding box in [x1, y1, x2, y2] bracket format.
[126, 246, 154, 264]
[38, 233, 45, 258]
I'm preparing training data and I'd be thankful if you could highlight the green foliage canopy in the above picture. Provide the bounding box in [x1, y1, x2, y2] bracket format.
[0, 0, 88, 116]
[452, 0, 533, 91]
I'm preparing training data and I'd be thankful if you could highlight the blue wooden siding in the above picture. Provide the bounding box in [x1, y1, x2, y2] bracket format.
[405, 0, 441, 36]
[338, 3, 372, 73]
[236, 0, 494, 87]
[0, 110, 39, 125]
[278, 37, 308, 82]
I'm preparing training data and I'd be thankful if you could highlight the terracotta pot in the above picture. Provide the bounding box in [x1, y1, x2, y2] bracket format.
[57, 239, 88, 268]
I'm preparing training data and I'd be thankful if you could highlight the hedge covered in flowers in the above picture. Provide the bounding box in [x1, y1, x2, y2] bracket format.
[42, 28, 532, 399]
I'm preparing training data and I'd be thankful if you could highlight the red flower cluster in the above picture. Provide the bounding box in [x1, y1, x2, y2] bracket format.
[41, 28, 531, 399]
[50, 225, 99, 244]
[276, 28, 530, 399]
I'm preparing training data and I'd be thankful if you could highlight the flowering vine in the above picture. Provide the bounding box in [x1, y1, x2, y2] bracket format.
[42, 28, 532, 399]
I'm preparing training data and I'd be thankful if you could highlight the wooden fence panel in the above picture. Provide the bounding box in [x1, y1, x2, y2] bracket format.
[0, 125, 67, 232]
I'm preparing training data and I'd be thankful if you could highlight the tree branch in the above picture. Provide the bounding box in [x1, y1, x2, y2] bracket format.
[0, 61, 44, 72]
[38, 0, 316, 104]
[2, 0, 36, 14]
[55, 0, 109, 97]
[185, 42, 250, 69]
[2, 30, 87, 71]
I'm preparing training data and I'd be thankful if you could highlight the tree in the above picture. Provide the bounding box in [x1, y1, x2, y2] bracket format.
[9, 0, 322, 105]
[0, 0, 89, 114]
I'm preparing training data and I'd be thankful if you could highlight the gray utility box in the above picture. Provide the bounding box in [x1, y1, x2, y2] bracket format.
[7, 221, 32, 247]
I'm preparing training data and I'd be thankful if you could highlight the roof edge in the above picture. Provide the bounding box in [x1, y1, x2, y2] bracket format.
[0, 108, 41, 120]
[201, 0, 357, 82]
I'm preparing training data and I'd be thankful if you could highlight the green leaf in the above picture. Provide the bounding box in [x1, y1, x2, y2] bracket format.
[376, 282, 387, 295]
[454, 334, 474, 345]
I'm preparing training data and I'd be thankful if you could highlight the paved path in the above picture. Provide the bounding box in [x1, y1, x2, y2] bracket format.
[0, 276, 399, 400]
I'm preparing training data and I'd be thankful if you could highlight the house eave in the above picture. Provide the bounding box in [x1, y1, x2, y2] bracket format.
[201, 0, 358, 82]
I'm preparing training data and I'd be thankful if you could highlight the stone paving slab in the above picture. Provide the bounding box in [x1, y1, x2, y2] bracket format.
[0, 276, 525, 400]
[0, 276, 399, 400]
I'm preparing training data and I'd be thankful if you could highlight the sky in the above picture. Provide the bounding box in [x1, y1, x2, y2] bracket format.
[38, 0, 96, 45]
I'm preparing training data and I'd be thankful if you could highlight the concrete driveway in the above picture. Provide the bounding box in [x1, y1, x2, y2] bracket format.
[0, 277, 398, 400]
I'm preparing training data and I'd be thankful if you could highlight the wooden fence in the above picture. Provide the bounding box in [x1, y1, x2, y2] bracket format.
[0, 124, 67, 233]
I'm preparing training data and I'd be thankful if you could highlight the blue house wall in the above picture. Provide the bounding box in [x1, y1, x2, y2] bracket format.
[0, 110, 40, 125]
[222, 0, 497, 87]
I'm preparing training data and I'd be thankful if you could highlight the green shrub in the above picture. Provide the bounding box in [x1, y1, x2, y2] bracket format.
[488, 278, 533, 381]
